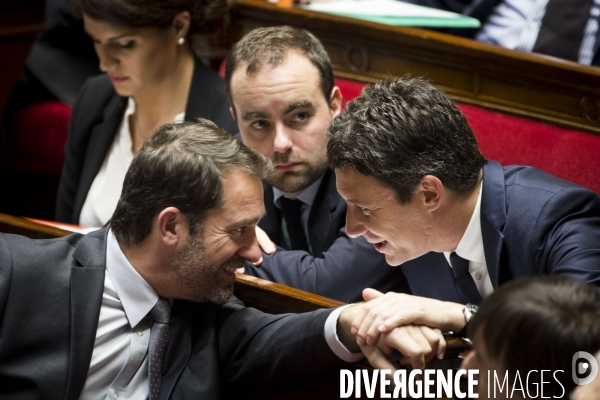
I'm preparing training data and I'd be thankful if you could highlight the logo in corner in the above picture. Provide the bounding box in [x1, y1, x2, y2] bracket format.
[572, 351, 599, 385]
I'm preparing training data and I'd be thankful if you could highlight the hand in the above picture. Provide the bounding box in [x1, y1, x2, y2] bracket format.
[254, 226, 276, 265]
[362, 324, 446, 371]
[236, 226, 276, 273]
[353, 289, 465, 346]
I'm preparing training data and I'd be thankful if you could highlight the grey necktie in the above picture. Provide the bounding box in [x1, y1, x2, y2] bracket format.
[149, 298, 171, 400]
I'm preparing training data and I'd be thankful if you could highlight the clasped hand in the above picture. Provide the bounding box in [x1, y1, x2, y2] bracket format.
[344, 289, 467, 371]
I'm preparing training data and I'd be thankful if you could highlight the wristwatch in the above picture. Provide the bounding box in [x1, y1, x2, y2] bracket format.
[463, 303, 479, 324]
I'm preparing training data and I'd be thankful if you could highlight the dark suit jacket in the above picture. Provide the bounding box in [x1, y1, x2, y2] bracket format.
[0, 228, 346, 399]
[55, 59, 237, 224]
[400, 160, 600, 304]
[244, 170, 408, 303]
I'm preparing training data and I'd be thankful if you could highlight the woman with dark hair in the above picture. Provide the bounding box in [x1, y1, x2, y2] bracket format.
[55, 0, 236, 226]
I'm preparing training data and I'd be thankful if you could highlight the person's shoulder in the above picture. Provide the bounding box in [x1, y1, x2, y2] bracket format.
[1, 231, 84, 257]
[501, 165, 600, 222]
[0, 232, 86, 279]
[503, 164, 597, 197]
[190, 58, 228, 97]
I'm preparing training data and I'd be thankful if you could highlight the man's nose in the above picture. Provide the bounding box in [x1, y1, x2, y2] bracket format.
[345, 204, 368, 238]
[272, 124, 293, 154]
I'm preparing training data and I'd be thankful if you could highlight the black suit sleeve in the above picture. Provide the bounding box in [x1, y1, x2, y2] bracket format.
[217, 300, 347, 390]
[244, 227, 406, 303]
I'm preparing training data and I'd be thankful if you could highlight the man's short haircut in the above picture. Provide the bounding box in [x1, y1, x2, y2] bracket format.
[224, 26, 334, 105]
[469, 276, 600, 398]
[111, 120, 272, 246]
[327, 77, 485, 204]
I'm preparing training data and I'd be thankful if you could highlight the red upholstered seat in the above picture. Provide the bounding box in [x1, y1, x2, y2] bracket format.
[334, 78, 600, 194]
[9, 100, 71, 175]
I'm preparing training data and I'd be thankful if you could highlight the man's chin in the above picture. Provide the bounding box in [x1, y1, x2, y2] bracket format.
[192, 285, 234, 304]
[267, 173, 314, 194]
[384, 251, 410, 267]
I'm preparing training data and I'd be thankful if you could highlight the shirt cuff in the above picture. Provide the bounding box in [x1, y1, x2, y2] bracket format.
[324, 304, 365, 363]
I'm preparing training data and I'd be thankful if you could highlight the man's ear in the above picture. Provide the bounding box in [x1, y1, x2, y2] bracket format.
[417, 175, 444, 212]
[329, 86, 343, 118]
[156, 207, 187, 248]
[172, 11, 191, 43]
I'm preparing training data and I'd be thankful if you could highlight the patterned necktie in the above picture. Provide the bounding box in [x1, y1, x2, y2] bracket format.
[450, 252, 482, 304]
[279, 197, 309, 251]
[148, 298, 171, 400]
[532, 0, 594, 61]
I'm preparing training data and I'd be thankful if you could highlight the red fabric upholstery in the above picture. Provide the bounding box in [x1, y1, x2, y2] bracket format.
[458, 104, 600, 194]
[334, 78, 600, 194]
[9, 100, 71, 175]
[335, 78, 364, 109]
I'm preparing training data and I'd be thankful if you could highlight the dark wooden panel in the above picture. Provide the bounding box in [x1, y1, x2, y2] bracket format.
[231, 0, 600, 135]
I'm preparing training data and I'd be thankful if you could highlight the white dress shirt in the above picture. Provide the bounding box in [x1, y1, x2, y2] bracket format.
[80, 230, 361, 398]
[79, 98, 185, 228]
[272, 175, 324, 253]
[443, 181, 494, 300]
[476, 0, 600, 65]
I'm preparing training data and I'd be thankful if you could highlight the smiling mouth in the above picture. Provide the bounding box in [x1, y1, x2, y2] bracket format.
[109, 75, 128, 83]
[373, 240, 387, 252]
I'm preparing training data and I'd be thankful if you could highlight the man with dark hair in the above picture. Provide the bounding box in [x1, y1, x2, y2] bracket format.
[462, 276, 600, 399]
[0, 120, 445, 398]
[225, 26, 406, 303]
[327, 77, 600, 346]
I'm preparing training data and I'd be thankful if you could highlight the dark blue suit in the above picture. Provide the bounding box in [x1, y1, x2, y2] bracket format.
[244, 169, 407, 303]
[401, 160, 600, 304]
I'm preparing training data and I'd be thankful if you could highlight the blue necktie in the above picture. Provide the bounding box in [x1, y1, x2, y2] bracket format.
[149, 298, 171, 400]
[450, 252, 482, 304]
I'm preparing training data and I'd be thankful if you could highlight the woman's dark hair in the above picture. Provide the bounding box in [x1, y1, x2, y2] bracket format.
[72, 0, 229, 36]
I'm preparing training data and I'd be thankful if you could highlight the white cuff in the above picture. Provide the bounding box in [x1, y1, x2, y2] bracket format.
[324, 304, 365, 363]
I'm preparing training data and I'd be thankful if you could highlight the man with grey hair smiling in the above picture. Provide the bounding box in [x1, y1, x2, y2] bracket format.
[327, 77, 600, 348]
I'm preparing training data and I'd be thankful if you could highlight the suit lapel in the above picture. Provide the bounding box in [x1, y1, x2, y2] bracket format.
[307, 170, 339, 257]
[160, 300, 192, 400]
[73, 94, 127, 220]
[259, 182, 283, 244]
[480, 160, 507, 290]
[64, 229, 109, 400]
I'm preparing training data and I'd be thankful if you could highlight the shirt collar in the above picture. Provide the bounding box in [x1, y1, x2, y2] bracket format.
[444, 180, 486, 265]
[106, 229, 159, 328]
[273, 175, 325, 207]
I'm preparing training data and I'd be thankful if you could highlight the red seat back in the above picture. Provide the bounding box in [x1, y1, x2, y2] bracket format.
[9, 100, 71, 175]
